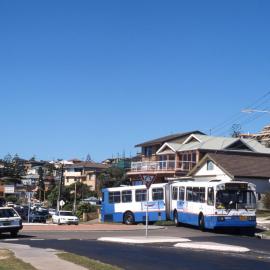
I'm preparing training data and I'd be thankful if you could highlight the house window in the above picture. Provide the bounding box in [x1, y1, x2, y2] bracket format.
[207, 160, 214, 170]
[144, 146, 153, 157]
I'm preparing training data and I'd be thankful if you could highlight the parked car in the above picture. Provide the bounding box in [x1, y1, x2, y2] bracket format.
[48, 208, 56, 217]
[0, 207, 23, 236]
[81, 197, 100, 205]
[52, 211, 79, 225]
[29, 211, 47, 223]
[13, 205, 28, 221]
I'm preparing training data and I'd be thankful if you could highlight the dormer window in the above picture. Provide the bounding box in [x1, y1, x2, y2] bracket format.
[207, 160, 214, 171]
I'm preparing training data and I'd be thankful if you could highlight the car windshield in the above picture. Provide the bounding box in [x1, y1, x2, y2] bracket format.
[59, 212, 73, 216]
[0, 208, 18, 218]
[216, 190, 256, 209]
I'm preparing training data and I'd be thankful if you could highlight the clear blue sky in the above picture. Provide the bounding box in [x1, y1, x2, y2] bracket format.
[1, 0, 270, 161]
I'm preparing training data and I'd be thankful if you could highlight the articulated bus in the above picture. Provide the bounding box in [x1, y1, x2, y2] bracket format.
[101, 180, 257, 231]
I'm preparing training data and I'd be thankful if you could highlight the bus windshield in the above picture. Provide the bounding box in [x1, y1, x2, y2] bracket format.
[216, 190, 256, 209]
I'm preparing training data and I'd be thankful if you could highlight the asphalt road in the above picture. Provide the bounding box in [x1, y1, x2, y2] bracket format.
[1, 226, 270, 270]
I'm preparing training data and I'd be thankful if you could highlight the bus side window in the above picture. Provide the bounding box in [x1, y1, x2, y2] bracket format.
[135, 189, 147, 202]
[152, 188, 164, 201]
[172, 187, 178, 200]
[200, 187, 205, 203]
[207, 187, 214, 205]
[192, 187, 200, 202]
[122, 190, 132, 203]
[186, 187, 192, 201]
[109, 191, 121, 204]
[179, 187, 185, 200]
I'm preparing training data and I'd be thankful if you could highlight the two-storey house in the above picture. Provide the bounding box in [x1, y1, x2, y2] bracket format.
[64, 161, 109, 191]
[127, 131, 204, 184]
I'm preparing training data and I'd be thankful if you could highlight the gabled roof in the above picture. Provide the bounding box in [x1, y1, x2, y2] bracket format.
[135, 131, 205, 147]
[65, 162, 109, 170]
[189, 152, 270, 179]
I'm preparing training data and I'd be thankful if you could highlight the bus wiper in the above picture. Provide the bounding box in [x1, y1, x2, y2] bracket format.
[225, 201, 234, 214]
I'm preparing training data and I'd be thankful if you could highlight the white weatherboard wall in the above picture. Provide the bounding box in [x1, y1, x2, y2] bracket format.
[194, 161, 231, 182]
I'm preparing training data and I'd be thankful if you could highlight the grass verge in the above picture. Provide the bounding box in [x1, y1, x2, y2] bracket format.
[57, 252, 122, 270]
[256, 210, 270, 218]
[154, 220, 175, 226]
[262, 230, 270, 237]
[0, 249, 37, 270]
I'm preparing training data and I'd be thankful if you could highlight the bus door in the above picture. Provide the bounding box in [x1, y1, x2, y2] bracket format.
[165, 183, 171, 219]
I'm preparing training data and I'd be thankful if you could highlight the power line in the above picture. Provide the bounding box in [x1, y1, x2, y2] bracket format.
[209, 91, 270, 135]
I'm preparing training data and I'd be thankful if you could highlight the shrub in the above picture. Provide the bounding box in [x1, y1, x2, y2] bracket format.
[76, 203, 97, 218]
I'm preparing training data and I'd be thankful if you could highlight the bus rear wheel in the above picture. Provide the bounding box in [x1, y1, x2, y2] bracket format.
[199, 214, 205, 231]
[123, 211, 135, 225]
[174, 211, 180, 227]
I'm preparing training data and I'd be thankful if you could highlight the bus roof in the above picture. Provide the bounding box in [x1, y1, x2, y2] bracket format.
[172, 180, 255, 189]
[102, 183, 166, 192]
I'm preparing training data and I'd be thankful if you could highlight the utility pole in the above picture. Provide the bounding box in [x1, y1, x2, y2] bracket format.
[57, 164, 64, 212]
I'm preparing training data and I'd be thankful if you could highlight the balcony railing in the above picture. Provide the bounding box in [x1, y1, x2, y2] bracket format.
[64, 171, 82, 177]
[129, 160, 197, 173]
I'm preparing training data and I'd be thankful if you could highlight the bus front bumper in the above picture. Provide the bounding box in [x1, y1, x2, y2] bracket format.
[207, 215, 256, 229]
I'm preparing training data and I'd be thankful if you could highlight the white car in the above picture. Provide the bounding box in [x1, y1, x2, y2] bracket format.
[0, 207, 23, 236]
[52, 211, 79, 225]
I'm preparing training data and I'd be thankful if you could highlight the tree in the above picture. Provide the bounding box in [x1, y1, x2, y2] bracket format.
[66, 182, 96, 202]
[38, 167, 45, 201]
[97, 167, 128, 195]
[85, 154, 92, 162]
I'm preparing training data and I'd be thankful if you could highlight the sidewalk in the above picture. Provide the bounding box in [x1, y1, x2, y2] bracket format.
[0, 242, 87, 270]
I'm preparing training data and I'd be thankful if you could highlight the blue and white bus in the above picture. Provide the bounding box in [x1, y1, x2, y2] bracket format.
[170, 180, 257, 231]
[101, 183, 166, 224]
[101, 180, 257, 231]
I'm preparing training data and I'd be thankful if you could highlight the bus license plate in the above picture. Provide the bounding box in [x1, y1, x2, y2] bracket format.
[240, 216, 247, 221]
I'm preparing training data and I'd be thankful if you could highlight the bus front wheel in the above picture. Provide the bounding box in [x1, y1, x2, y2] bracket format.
[199, 213, 205, 231]
[123, 211, 135, 225]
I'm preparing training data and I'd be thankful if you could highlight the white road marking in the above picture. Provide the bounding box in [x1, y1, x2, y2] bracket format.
[174, 241, 250, 253]
[98, 236, 191, 244]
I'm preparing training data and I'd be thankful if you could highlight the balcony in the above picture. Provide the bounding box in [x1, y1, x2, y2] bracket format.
[64, 171, 82, 177]
[128, 160, 197, 174]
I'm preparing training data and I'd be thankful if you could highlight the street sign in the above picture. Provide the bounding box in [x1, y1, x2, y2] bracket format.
[60, 200, 65, 207]
[140, 174, 156, 238]
[141, 175, 156, 189]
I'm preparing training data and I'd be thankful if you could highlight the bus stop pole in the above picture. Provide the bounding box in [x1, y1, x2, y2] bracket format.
[146, 188, 149, 237]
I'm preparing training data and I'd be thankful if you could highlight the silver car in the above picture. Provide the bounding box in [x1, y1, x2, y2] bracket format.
[0, 207, 23, 236]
